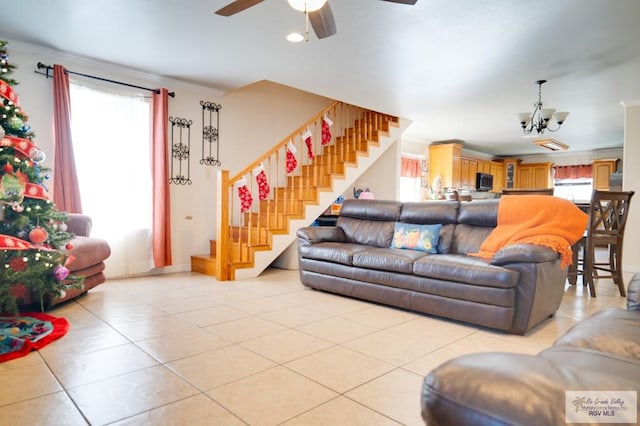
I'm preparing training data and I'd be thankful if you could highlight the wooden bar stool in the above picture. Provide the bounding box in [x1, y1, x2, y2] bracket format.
[568, 190, 634, 297]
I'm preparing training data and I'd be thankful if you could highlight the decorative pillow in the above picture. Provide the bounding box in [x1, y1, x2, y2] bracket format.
[391, 223, 442, 253]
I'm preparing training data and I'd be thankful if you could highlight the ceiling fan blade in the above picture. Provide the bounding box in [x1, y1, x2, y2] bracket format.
[309, 2, 336, 39]
[215, 0, 265, 16]
[380, 0, 418, 4]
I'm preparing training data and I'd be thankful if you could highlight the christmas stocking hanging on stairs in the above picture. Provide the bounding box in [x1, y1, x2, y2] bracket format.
[286, 141, 298, 174]
[236, 177, 253, 213]
[321, 114, 333, 146]
[253, 163, 270, 200]
[302, 128, 313, 160]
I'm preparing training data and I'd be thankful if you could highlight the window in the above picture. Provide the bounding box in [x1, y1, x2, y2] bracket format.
[553, 164, 593, 202]
[554, 178, 593, 202]
[399, 156, 423, 202]
[69, 82, 153, 277]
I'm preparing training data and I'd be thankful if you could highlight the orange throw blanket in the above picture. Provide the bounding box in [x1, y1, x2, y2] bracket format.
[473, 195, 588, 268]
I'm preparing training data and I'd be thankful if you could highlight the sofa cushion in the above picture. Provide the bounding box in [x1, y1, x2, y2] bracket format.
[457, 199, 498, 227]
[339, 199, 403, 221]
[352, 247, 428, 274]
[337, 200, 401, 248]
[451, 224, 494, 255]
[338, 217, 396, 248]
[391, 223, 442, 253]
[298, 242, 368, 266]
[551, 308, 640, 360]
[413, 254, 519, 288]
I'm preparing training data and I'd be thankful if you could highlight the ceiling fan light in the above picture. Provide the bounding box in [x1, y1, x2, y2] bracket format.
[287, 0, 328, 12]
[286, 32, 305, 43]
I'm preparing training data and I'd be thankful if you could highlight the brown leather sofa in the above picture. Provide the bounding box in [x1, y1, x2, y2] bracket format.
[296, 199, 567, 335]
[421, 273, 640, 425]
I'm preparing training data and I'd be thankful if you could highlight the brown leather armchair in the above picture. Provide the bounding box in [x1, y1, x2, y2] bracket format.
[421, 273, 640, 425]
[49, 213, 111, 306]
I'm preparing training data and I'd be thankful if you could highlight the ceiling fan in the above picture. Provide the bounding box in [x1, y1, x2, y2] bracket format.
[215, 0, 418, 40]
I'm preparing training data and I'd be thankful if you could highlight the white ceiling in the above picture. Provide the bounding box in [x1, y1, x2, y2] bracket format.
[1, 0, 640, 155]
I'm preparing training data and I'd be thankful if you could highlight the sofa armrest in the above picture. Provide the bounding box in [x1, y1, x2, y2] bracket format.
[423, 351, 640, 426]
[423, 353, 570, 426]
[627, 273, 640, 311]
[296, 226, 346, 245]
[490, 243, 559, 266]
[65, 213, 93, 237]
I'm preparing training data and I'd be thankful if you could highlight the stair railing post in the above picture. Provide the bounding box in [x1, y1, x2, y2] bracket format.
[216, 169, 231, 280]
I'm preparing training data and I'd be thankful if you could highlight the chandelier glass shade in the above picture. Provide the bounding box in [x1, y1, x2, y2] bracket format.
[517, 80, 569, 135]
[287, 0, 328, 12]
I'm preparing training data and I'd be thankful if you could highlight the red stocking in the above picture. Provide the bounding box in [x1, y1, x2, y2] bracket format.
[237, 178, 253, 213]
[254, 163, 270, 200]
[286, 141, 298, 174]
[302, 128, 313, 160]
[321, 115, 333, 145]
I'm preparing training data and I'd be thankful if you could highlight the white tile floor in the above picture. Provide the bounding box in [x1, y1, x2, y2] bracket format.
[0, 268, 631, 426]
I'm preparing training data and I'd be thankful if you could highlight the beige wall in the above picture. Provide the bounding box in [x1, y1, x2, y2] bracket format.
[347, 141, 400, 201]
[622, 102, 640, 273]
[219, 80, 333, 176]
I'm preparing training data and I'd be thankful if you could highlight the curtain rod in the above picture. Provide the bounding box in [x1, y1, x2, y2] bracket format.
[35, 62, 175, 98]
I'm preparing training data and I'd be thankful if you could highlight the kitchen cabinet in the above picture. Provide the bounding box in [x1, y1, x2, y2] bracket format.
[592, 159, 619, 190]
[503, 159, 521, 189]
[490, 161, 505, 193]
[516, 162, 553, 189]
[468, 159, 478, 188]
[428, 143, 462, 189]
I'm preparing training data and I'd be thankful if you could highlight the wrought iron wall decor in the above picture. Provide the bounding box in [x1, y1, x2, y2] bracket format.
[200, 101, 222, 166]
[169, 116, 193, 185]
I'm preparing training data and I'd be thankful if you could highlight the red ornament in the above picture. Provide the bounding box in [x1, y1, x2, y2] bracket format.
[65, 242, 74, 250]
[9, 256, 27, 272]
[3, 163, 14, 174]
[29, 226, 49, 244]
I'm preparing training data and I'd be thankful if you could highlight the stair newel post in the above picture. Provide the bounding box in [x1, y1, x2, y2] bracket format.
[216, 169, 231, 280]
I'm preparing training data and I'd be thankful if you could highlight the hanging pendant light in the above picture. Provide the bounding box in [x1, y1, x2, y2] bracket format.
[517, 80, 569, 135]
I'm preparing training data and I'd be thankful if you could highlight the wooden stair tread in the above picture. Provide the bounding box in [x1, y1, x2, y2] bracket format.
[191, 254, 217, 276]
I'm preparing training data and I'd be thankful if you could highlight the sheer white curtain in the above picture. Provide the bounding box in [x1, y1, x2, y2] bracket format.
[69, 82, 153, 278]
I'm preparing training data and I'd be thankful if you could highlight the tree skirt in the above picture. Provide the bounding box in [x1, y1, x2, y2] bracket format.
[0, 312, 70, 362]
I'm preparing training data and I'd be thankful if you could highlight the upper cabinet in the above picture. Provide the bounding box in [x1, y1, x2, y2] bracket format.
[490, 161, 505, 193]
[502, 158, 521, 190]
[517, 162, 554, 189]
[592, 159, 619, 190]
[429, 143, 462, 189]
[429, 143, 495, 191]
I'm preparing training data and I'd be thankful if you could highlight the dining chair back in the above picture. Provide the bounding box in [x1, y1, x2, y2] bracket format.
[569, 190, 634, 297]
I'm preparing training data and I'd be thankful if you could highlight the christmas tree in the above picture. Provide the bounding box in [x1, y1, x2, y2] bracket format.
[0, 40, 81, 313]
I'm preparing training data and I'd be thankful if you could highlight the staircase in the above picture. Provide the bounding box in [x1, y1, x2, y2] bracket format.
[191, 101, 404, 280]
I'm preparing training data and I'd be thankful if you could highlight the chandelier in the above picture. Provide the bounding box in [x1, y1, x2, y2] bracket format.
[517, 80, 569, 135]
